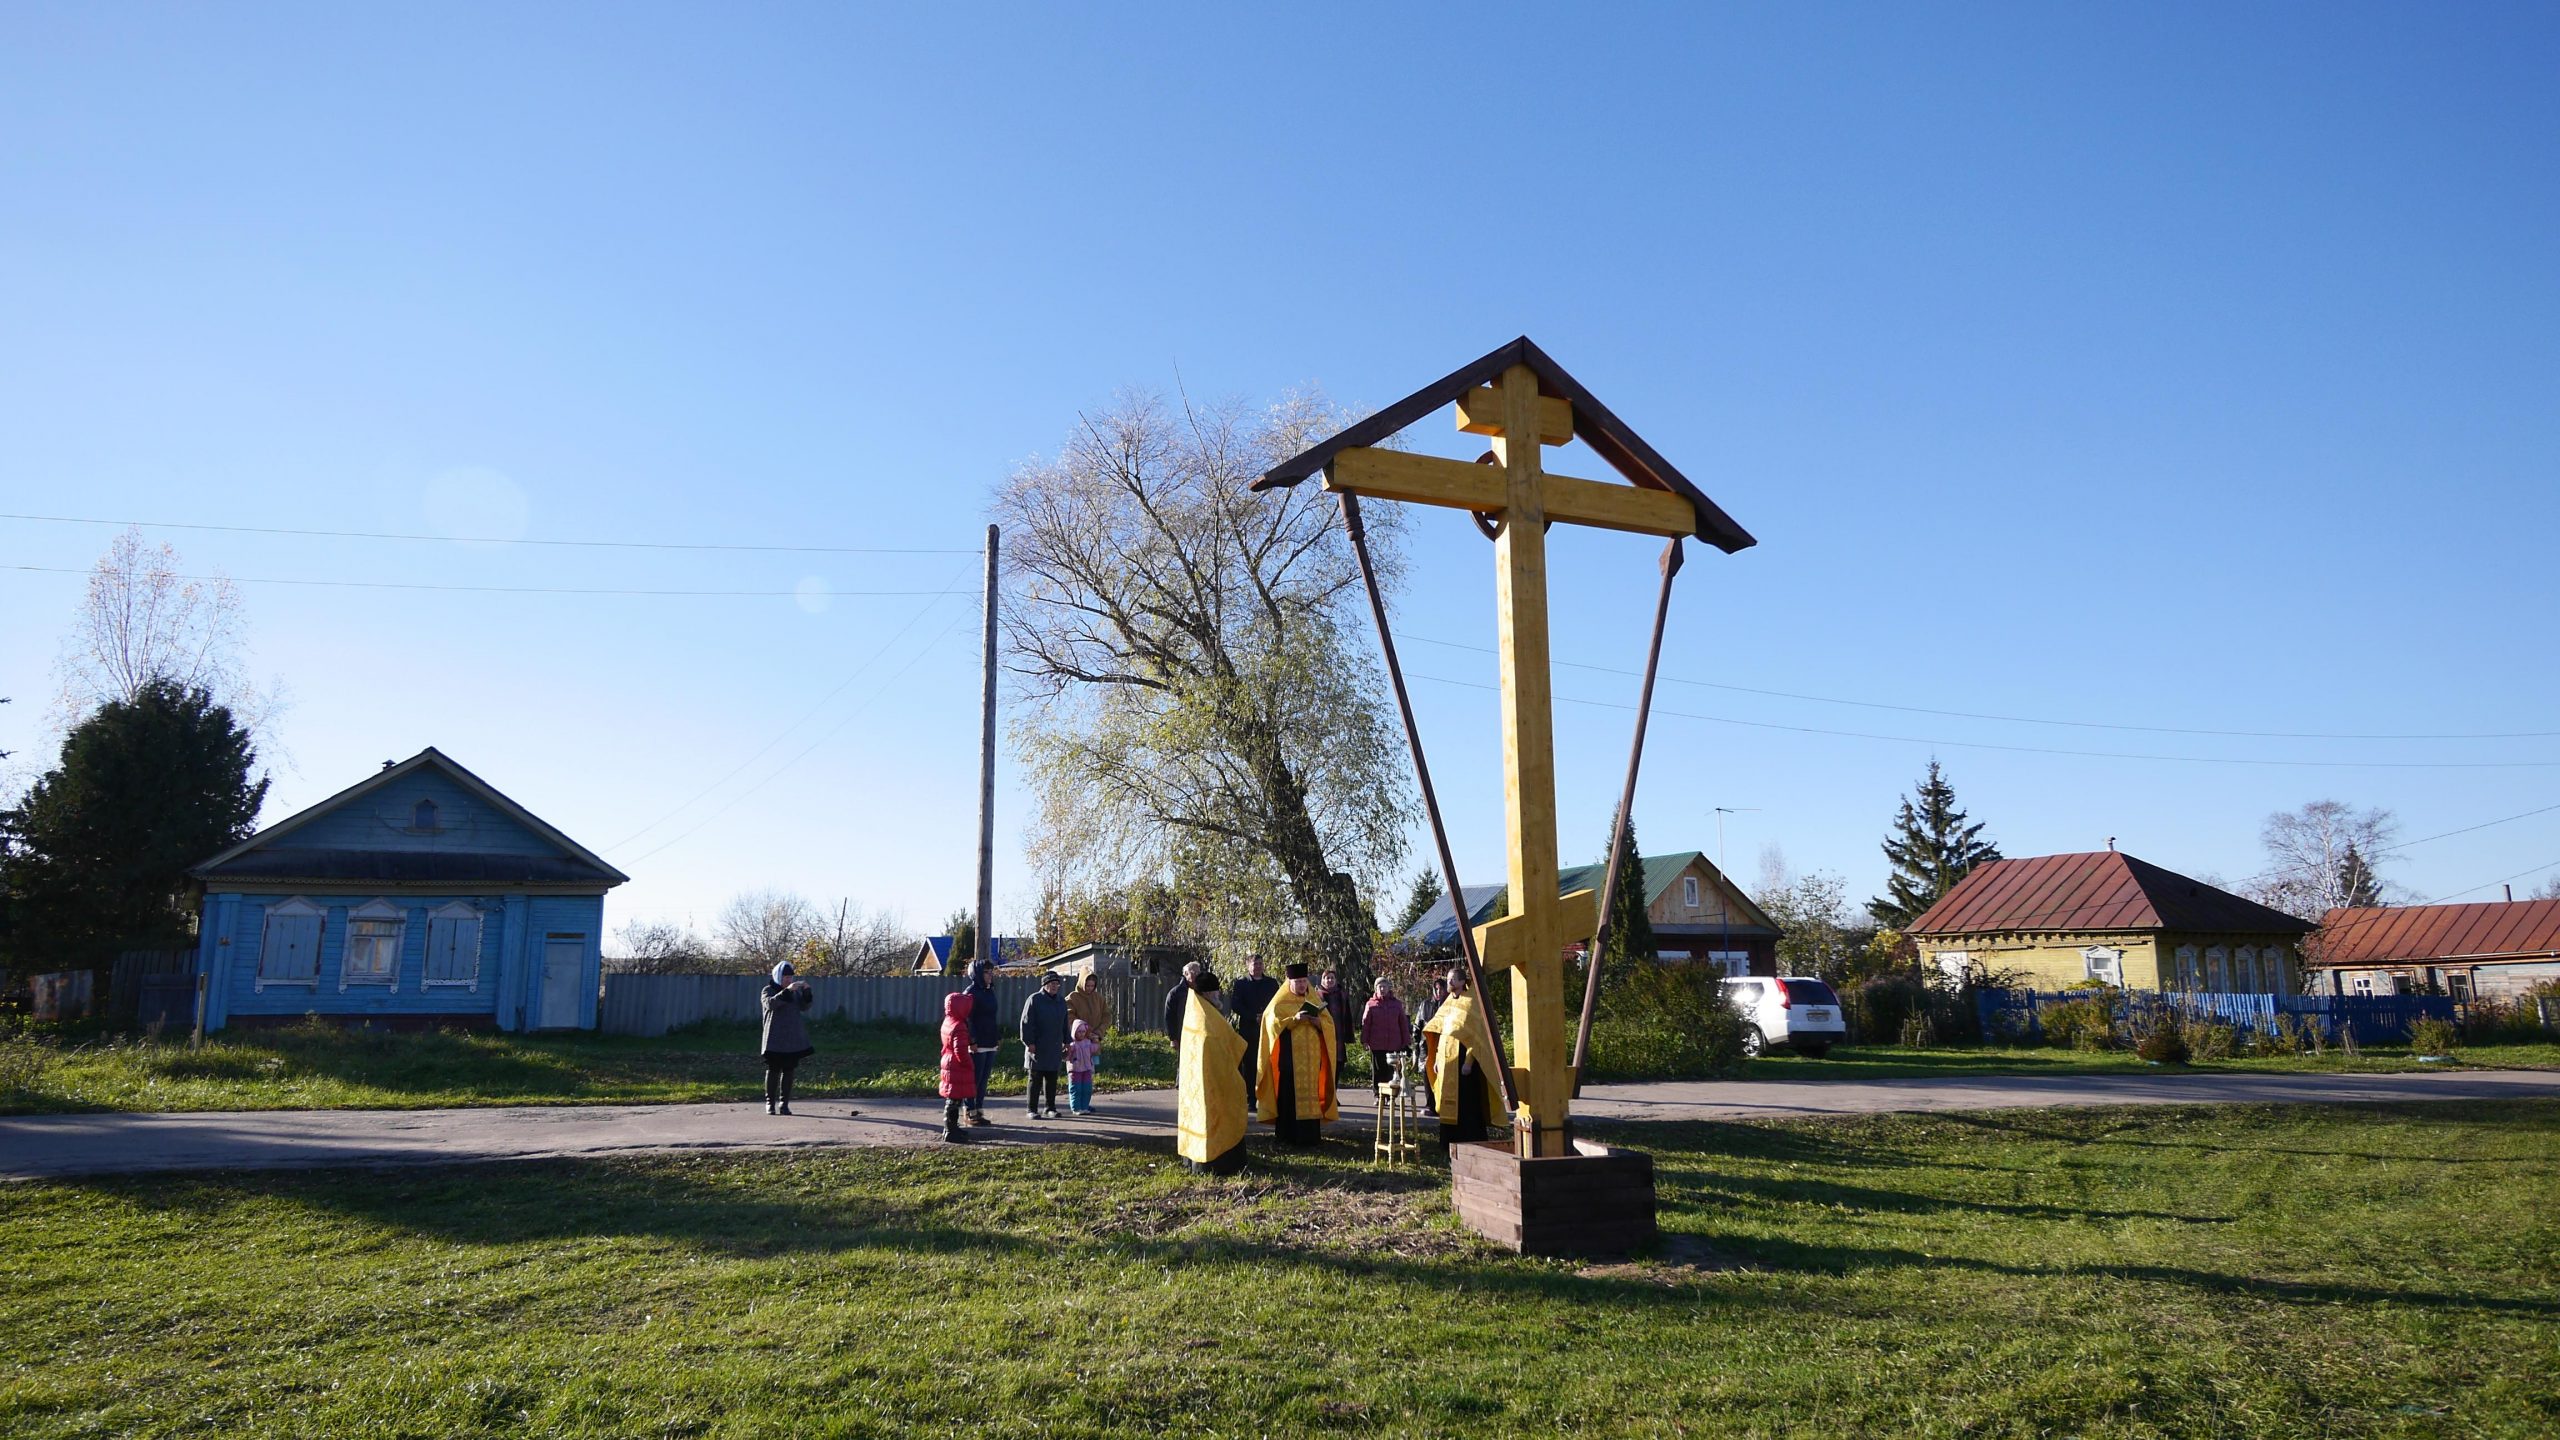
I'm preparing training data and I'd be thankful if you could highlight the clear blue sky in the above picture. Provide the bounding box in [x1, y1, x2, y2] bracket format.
[5, 3, 2557, 940]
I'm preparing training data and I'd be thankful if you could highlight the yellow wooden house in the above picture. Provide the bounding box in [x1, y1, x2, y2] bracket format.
[1907, 850, 2313, 993]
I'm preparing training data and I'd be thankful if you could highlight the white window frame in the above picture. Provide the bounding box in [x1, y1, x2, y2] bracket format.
[422, 900, 483, 991]
[254, 897, 325, 992]
[2174, 945, 2199, 991]
[2351, 975, 2373, 997]
[340, 899, 405, 991]
[2205, 945, 2229, 991]
[2266, 945, 2292, 996]
[2236, 945, 2259, 993]
[1682, 875, 1701, 910]
[1703, 950, 1751, 978]
[2081, 945, 2124, 986]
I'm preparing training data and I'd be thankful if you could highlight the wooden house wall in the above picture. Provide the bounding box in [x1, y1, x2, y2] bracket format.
[203, 890, 607, 1031]
[524, 895, 606, 1030]
[1645, 857, 1756, 930]
[258, 770, 558, 859]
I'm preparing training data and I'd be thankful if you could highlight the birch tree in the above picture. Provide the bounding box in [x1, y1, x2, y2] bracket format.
[995, 389, 1414, 986]
[53, 528, 282, 741]
[2248, 800, 2404, 920]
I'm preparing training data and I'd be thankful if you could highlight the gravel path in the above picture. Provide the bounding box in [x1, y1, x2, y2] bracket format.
[6, 1067, 2554, 1181]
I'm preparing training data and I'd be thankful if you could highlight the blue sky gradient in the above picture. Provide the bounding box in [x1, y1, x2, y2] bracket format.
[4, 4, 2556, 938]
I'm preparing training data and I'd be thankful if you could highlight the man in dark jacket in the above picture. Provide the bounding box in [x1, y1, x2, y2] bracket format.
[1019, 972, 1070, 1119]
[1227, 953, 1280, 1108]
[964, 961, 1001, 1126]
[1320, 968, 1357, 1076]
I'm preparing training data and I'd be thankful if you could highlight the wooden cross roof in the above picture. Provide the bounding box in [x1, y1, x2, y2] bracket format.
[1251, 335, 1756, 553]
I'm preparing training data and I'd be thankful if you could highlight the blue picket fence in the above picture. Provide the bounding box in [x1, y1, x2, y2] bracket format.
[1976, 989, 2454, 1046]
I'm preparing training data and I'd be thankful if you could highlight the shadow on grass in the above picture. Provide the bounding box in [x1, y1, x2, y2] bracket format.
[59, 1104, 2560, 1325]
[1926, 1102, 2560, 1165]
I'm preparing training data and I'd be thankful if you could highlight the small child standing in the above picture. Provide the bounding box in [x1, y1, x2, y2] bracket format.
[938, 991, 977, 1143]
[1065, 1018, 1101, 1115]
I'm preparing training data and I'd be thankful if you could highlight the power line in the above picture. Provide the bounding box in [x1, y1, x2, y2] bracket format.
[0, 511, 977, 555]
[2422, 858, 2560, 904]
[2, 564, 971, 599]
[1401, 633, 2560, 742]
[619, 604, 984, 866]
[605, 570, 975, 850]
[1404, 670, 2560, 770]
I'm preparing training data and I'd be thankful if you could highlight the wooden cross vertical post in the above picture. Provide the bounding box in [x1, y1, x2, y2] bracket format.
[1489, 363, 1571, 1157]
[1257, 336, 1758, 1165]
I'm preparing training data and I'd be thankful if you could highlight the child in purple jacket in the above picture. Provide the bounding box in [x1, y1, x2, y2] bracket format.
[1066, 1018, 1101, 1114]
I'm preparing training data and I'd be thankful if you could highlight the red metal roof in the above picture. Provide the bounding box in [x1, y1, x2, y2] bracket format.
[2308, 899, 2560, 968]
[1907, 851, 2312, 937]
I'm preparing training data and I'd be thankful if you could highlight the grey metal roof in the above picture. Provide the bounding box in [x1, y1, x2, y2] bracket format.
[200, 850, 621, 887]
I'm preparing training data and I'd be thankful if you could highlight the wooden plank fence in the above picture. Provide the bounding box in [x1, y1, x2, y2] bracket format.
[1976, 988, 2457, 1045]
[109, 947, 197, 1024]
[598, 971, 1176, 1039]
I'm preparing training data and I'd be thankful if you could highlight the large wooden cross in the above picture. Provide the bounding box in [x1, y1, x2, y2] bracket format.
[1257, 338, 1754, 1157]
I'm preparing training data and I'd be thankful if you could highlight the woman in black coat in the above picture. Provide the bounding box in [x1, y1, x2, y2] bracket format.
[760, 961, 814, 1115]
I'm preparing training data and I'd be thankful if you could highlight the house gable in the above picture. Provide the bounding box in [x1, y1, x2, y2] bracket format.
[194, 748, 627, 889]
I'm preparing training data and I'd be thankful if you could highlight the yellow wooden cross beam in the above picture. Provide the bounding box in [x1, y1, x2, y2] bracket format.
[1468, 890, 1599, 974]
[1321, 449, 1697, 538]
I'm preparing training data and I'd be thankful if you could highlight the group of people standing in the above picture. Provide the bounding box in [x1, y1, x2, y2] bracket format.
[934, 961, 1110, 1141]
[1172, 953, 1507, 1174]
[761, 950, 1502, 1164]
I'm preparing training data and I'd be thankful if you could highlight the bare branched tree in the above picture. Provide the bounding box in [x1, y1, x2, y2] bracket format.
[606, 917, 714, 974]
[2530, 872, 2560, 902]
[814, 898, 918, 977]
[995, 389, 1415, 986]
[717, 890, 821, 974]
[2247, 800, 2405, 920]
[53, 528, 283, 741]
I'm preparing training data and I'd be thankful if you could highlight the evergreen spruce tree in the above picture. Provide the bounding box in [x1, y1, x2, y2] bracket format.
[1866, 760, 2001, 929]
[943, 909, 978, 967]
[1393, 869, 1444, 936]
[0, 680, 265, 968]
[2336, 843, 2384, 909]
[1596, 815, 1658, 968]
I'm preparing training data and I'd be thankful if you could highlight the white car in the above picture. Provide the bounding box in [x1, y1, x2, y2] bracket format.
[1721, 975, 1847, 1058]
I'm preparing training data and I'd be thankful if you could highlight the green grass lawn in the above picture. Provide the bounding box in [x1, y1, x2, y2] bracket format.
[6, 1019, 2555, 1115]
[0, 1018, 1179, 1114]
[1747, 1040, 2560, 1081]
[3, 1101, 2554, 1438]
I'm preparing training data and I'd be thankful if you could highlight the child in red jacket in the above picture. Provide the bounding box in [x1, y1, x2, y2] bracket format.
[939, 991, 978, 1143]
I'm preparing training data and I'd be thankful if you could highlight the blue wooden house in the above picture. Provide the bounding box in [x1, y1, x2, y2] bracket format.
[190, 748, 629, 1033]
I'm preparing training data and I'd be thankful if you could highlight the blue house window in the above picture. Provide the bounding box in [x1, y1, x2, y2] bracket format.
[425, 901, 482, 989]
[254, 898, 325, 991]
[341, 900, 405, 990]
[412, 798, 440, 832]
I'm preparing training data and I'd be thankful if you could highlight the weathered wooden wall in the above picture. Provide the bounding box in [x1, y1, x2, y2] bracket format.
[598, 971, 1175, 1038]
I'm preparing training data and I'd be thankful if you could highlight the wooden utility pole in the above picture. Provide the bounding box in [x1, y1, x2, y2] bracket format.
[973, 523, 999, 969]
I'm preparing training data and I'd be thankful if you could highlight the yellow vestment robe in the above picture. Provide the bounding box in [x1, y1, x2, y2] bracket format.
[1176, 989, 1248, 1167]
[1256, 985, 1340, 1125]
[1422, 991, 1505, 1127]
